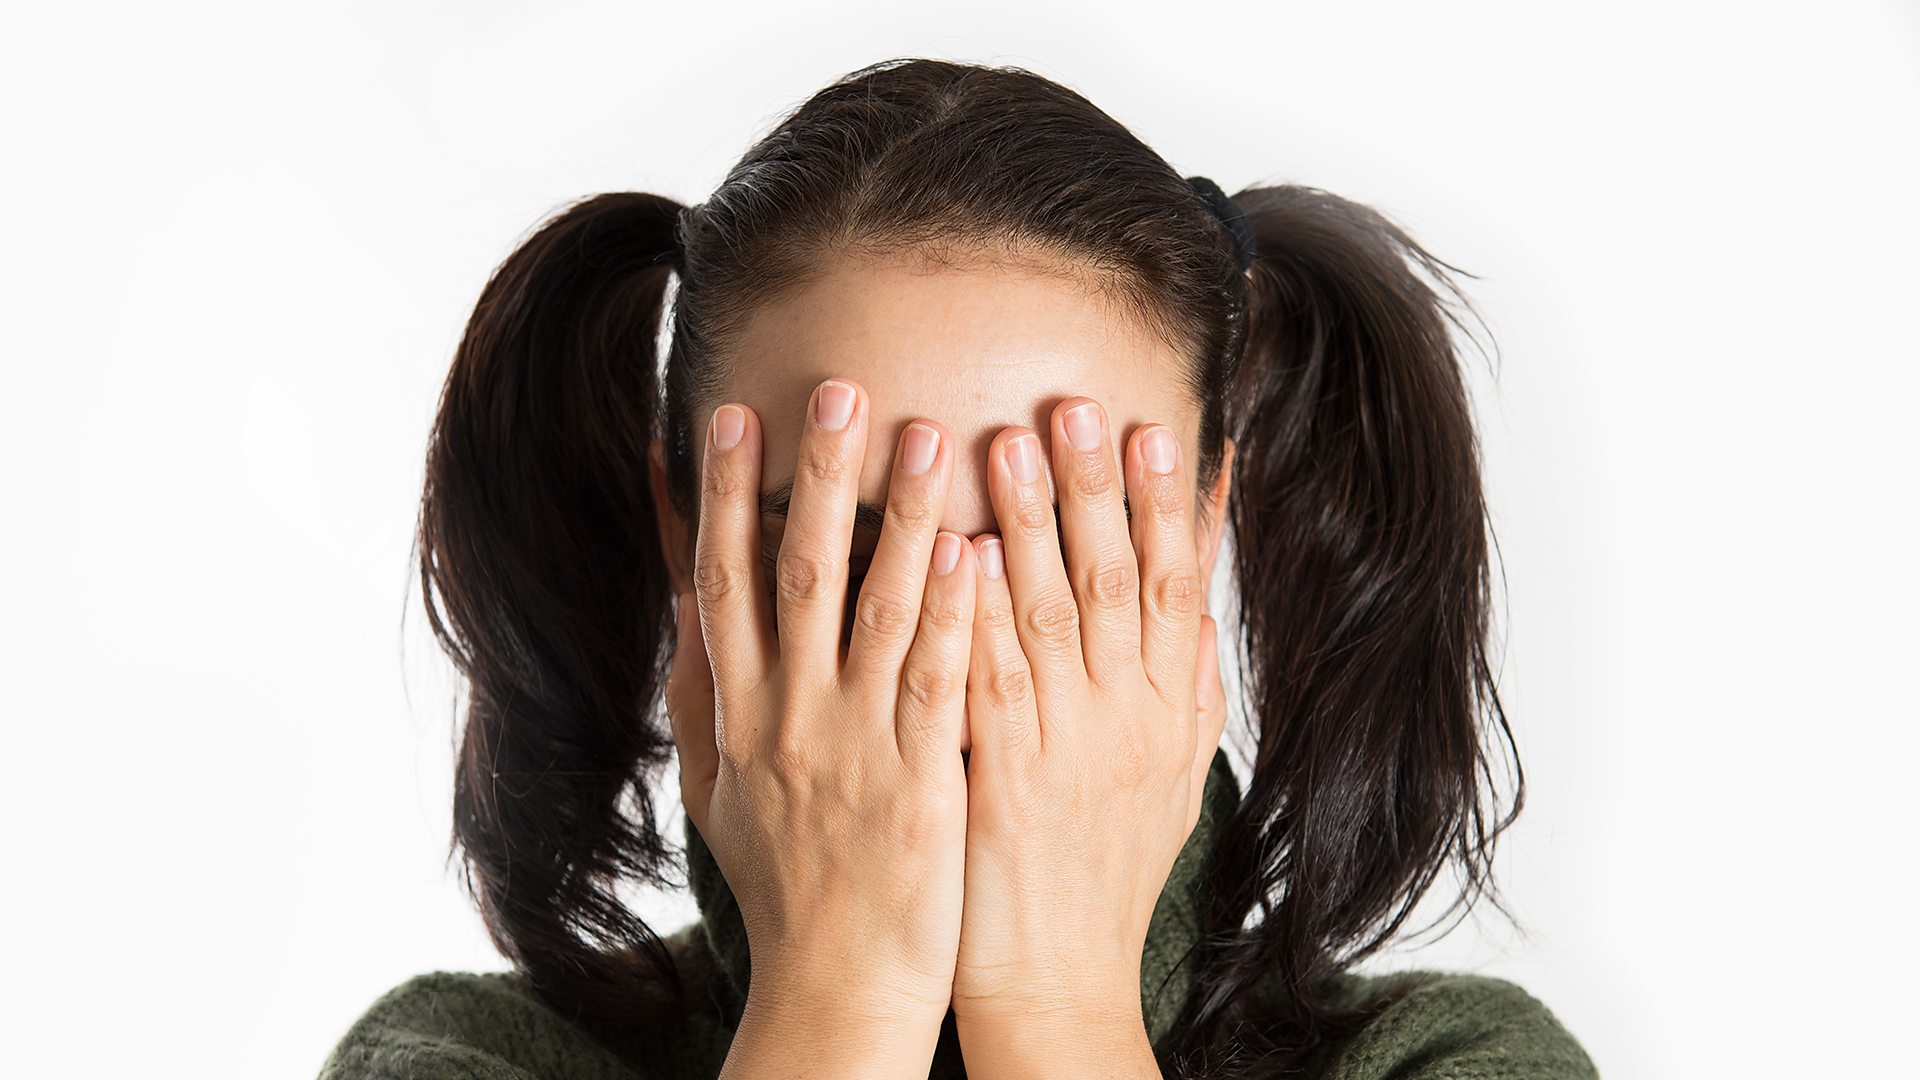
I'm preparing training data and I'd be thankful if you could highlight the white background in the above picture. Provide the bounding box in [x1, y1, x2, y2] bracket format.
[5, 2, 1915, 1076]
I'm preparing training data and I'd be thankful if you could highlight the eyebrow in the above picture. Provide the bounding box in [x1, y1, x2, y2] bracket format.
[758, 480, 1130, 529]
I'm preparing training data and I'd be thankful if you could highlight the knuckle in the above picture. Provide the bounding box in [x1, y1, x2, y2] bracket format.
[899, 663, 956, 711]
[798, 444, 850, 486]
[701, 460, 744, 500]
[1148, 469, 1188, 514]
[919, 593, 967, 632]
[692, 555, 750, 603]
[987, 665, 1033, 709]
[1110, 725, 1152, 787]
[855, 590, 915, 640]
[885, 489, 937, 532]
[768, 728, 815, 779]
[1148, 569, 1203, 619]
[776, 551, 834, 604]
[1024, 594, 1081, 647]
[1071, 464, 1116, 500]
[978, 595, 1018, 631]
[1081, 558, 1139, 611]
[1012, 496, 1055, 536]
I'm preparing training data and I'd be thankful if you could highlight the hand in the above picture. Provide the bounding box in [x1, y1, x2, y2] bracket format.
[952, 397, 1229, 1034]
[665, 379, 977, 1067]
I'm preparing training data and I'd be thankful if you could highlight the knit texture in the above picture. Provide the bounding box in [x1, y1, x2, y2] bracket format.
[319, 748, 1598, 1078]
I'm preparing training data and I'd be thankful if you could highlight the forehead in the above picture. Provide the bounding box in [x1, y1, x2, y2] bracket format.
[708, 249, 1198, 537]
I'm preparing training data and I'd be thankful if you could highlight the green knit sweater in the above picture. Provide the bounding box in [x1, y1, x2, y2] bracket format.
[319, 750, 1597, 1078]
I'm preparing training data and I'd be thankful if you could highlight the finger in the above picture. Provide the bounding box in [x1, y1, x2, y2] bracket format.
[773, 378, 868, 671]
[845, 420, 953, 686]
[1126, 423, 1204, 702]
[693, 402, 774, 687]
[966, 534, 1042, 762]
[1050, 398, 1141, 683]
[665, 592, 720, 840]
[985, 426, 1085, 697]
[1187, 613, 1228, 836]
[895, 531, 975, 766]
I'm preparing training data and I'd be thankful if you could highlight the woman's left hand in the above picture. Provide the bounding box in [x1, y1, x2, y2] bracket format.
[952, 396, 1230, 1044]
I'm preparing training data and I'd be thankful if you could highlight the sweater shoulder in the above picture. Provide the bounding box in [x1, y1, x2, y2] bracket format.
[317, 970, 645, 1080]
[1309, 969, 1599, 1080]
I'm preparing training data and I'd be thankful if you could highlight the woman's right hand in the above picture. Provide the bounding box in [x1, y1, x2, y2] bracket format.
[665, 378, 976, 1053]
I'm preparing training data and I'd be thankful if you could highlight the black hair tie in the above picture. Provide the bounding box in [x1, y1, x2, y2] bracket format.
[670, 204, 690, 274]
[1186, 175, 1258, 272]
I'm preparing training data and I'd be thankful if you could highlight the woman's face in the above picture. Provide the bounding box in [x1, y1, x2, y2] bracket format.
[652, 248, 1234, 716]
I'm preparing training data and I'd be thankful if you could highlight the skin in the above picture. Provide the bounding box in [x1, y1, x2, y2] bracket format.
[647, 246, 1237, 1079]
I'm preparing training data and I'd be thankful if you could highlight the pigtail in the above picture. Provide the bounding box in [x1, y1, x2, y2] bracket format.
[1174, 186, 1523, 1074]
[415, 192, 696, 1031]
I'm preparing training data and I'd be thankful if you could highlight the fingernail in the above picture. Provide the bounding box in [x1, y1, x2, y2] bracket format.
[711, 404, 745, 451]
[1063, 401, 1102, 453]
[1144, 426, 1178, 475]
[900, 423, 940, 475]
[932, 533, 962, 576]
[979, 537, 1005, 579]
[814, 380, 856, 431]
[1006, 433, 1042, 484]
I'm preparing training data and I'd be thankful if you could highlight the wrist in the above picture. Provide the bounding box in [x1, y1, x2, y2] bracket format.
[954, 993, 1144, 1036]
[744, 966, 951, 1032]
[725, 982, 945, 1080]
[951, 962, 1143, 1028]
[955, 1003, 1157, 1079]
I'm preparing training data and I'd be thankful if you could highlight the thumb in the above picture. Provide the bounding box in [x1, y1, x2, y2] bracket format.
[665, 591, 718, 838]
[1187, 613, 1228, 835]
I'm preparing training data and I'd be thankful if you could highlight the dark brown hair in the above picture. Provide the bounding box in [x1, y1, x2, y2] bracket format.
[415, 57, 1522, 1077]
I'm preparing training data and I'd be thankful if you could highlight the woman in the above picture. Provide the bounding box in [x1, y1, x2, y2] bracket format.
[321, 58, 1596, 1079]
